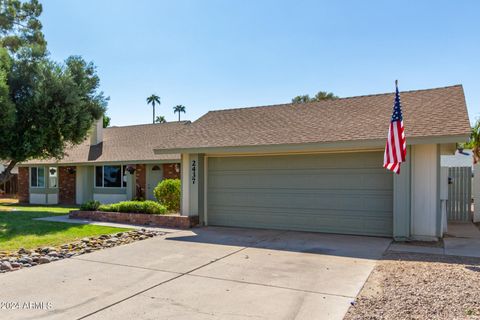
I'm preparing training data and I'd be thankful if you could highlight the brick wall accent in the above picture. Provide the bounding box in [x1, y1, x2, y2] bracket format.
[70, 210, 198, 229]
[59, 166, 76, 204]
[163, 163, 180, 179]
[135, 164, 146, 199]
[18, 167, 29, 203]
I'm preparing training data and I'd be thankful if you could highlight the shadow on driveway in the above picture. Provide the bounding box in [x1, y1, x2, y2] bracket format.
[165, 226, 392, 260]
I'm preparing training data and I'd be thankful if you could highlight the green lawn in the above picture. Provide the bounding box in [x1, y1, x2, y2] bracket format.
[0, 203, 131, 251]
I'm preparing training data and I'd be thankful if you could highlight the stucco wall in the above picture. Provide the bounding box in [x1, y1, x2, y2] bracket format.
[411, 144, 440, 240]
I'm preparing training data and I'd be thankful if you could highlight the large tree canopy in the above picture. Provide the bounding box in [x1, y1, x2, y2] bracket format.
[0, 0, 108, 183]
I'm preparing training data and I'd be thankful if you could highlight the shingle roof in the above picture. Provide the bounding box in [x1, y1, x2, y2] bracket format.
[23, 122, 188, 165]
[155, 85, 470, 151]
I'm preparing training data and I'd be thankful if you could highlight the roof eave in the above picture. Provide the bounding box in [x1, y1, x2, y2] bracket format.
[17, 158, 181, 167]
[153, 134, 469, 155]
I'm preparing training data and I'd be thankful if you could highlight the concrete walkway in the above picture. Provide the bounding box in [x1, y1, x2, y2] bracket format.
[0, 227, 391, 320]
[33, 215, 181, 233]
[389, 222, 480, 258]
[444, 222, 480, 257]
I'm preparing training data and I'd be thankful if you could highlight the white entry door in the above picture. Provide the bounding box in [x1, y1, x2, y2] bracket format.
[146, 164, 163, 200]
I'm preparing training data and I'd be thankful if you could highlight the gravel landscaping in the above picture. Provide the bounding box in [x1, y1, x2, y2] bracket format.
[0, 229, 164, 273]
[345, 251, 480, 320]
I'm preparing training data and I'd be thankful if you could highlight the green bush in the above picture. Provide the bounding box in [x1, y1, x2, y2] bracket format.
[98, 200, 167, 215]
[80, 200, 101, 211]
[154, 179, 181, 212]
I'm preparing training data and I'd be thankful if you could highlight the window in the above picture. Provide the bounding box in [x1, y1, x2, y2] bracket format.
[95, 165, 123, 188]
[49, 167, 58, 188]
[30, 167, 45, 188]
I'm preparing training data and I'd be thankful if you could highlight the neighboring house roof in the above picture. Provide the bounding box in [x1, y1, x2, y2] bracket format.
[22, 122, 188, 166]
[441, 149, 474, 168]
[154, 85, 470, 153]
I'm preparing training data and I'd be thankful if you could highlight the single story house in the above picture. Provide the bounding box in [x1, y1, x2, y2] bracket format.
[153, 85, 471, 241]
[17, 121, 187, 205]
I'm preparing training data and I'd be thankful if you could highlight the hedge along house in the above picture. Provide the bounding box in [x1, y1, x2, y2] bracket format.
[17, 120, 186, 205]
[154, 85, 470, 240]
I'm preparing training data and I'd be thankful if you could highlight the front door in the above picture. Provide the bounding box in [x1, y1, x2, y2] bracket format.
[147, 164, 163, 201]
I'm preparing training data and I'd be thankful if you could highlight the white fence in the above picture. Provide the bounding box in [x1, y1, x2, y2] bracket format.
[447, 167, 472, 222]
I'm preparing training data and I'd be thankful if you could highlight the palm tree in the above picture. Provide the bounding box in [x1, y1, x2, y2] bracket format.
[463, 120, 480, 163]
[173, 105, 186, 121]
[146, 94, 161, 124]
[155, 115, 166, 123]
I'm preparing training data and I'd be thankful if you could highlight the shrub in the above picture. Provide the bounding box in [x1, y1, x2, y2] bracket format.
[154, 179, 181, 212]
[80, 200, 101, 211]
[98, 200, 167, 215]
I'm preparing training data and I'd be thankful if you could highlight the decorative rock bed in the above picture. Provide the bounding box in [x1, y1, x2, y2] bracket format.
[0, 229, 164, 273]
[69, 210, 199, 229]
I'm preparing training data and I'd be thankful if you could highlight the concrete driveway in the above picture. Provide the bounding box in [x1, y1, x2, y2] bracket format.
[0, 227, 391, 320]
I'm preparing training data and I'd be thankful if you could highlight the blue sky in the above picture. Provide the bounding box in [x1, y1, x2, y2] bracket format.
[41, 0, 480, 126]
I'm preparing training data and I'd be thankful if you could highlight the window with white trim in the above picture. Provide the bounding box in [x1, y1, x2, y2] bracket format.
[30, 167, 45, 188]
[95, 165, 124, 188]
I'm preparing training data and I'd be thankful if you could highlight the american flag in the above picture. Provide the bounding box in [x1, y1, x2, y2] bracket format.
[383, 81, 406, 174]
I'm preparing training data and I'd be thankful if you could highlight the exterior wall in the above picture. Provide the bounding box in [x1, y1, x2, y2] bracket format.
[76, 166, 94, 205]
[25, 166, 59, 205]
[30, 193, 46, 204]
[411, 144, 440, 240]
[393, 146, 411, 240]
[18, 167, 29, 203]
[180, 154, 201, 217]
[18, 162, 180, 205]
[135, 164, 146, 199]
[93, 193, 128, 204]
[59, 166, 76, 204]
[163, 163, 180, 179]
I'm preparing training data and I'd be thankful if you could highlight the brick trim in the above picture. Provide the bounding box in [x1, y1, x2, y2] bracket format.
[18, 167, 29, 203]
[69, 210, 198, 229]
[162, 163, 180, 179]
[135, 164, 146, 199]
[59, 166, 76, 204]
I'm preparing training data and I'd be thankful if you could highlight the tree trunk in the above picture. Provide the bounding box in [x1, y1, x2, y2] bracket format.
[0, 160, 18, 185]
[178, 112, 180, 121]
[153, 104, 155, 124]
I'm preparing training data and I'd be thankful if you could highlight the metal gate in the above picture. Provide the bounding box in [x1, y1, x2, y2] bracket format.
[447, 167, 472, 221]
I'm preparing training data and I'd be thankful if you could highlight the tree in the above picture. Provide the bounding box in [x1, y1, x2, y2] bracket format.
[292, 91, 338, 104]
[146, 94, 160, 124]
[461, 120, 480, 164]
[0, 0, 108, 184]
[155, 115, 166, 123]
[0, 0, 47, 58]
[291, 95, 311, 104]
[103, 115, 111, 128]
[173, 105, 186, 121]
[313, 91, 338, 101]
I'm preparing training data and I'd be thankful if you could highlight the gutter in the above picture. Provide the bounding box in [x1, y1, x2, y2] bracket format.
[153, 134, 469, 155]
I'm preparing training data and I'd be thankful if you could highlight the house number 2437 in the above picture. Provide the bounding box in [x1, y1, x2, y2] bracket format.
[191, 160, 196, 184]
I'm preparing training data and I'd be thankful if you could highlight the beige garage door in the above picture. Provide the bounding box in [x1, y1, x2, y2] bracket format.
[207, 152, 393, 236]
